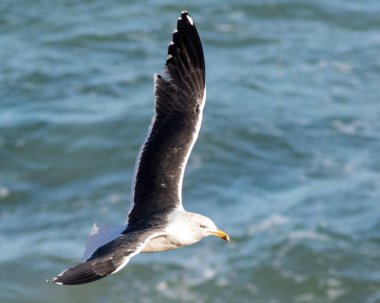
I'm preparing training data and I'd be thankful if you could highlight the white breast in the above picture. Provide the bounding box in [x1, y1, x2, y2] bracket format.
[142, 235, 182, 252]
[142, 211, 203, 252]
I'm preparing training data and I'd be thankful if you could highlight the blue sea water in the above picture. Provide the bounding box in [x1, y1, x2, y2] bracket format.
[1, 1, 380, 302]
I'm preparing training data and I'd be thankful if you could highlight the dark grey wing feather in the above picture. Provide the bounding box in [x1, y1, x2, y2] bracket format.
[52, 231, 161, 285]
[52, 259, 119, 285]
[128, 11, 206, 224]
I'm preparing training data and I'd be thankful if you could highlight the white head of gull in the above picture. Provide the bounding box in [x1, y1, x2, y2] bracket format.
[51, 11, 229, 286]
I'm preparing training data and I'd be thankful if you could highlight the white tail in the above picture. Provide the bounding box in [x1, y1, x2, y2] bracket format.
[82, 222, 126, 261]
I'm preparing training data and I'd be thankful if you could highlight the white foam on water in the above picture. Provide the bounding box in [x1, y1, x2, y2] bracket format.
[332, 119, 368, 136]
[289, 230, 329, 242]
[249, 214, 290, 234]
[0, 186, 9, 198]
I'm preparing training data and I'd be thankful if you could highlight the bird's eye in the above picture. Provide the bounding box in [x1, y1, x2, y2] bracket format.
[200, 224, 206, 229]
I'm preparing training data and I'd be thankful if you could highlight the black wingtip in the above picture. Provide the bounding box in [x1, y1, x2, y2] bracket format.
[178, 10, 194, 27]
[180, 11, 189, 19]
[51, 259, 116, 285]
[46, 278, 59, 285]
[164, 11, 204, 76]
[49, 277, 64, 286]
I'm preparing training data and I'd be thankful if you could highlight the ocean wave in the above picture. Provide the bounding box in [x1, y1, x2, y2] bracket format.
[249, 214, 290, 234]
[0, 186, 9, 199]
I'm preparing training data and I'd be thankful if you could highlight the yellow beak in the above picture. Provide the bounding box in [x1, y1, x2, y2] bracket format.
[213, 229, 230, 241]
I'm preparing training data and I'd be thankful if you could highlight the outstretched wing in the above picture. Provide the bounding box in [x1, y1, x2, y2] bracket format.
[51, 231, 162, 285]
[128, 11, 206, 224]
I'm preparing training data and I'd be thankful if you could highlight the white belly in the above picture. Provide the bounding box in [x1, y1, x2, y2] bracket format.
[142, 235, 182, 253]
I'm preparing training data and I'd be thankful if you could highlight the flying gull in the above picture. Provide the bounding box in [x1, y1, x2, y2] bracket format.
[51, 11, 230, 285]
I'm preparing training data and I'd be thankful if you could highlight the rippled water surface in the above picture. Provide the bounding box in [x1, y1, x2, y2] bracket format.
[1, 1, 380, 302]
